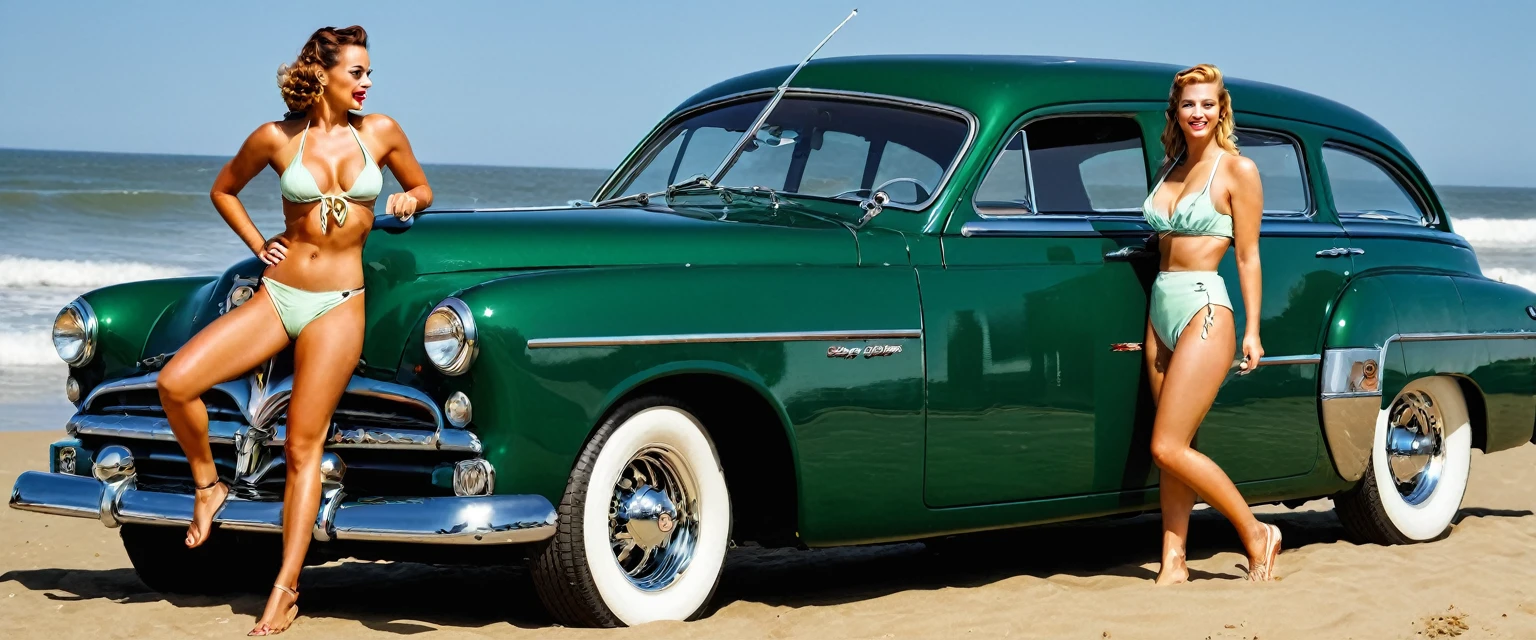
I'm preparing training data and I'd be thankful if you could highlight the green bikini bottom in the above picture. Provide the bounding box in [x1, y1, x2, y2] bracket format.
[1150, 271, 1232, 350]
[263, 277, 364, 339]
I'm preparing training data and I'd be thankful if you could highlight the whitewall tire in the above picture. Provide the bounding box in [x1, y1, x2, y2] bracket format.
[1336, 376, 1472, 545]
[531, 397, 731, 627]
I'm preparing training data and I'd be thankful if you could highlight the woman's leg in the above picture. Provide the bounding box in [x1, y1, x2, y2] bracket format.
[157, 287, 290, 547]
[1144, 319, 1196, 584]
[252, 294, 364, 633]
[1149, 306, 1273, 575]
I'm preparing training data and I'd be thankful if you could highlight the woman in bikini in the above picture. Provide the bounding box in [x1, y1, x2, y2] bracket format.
[155, 25, 432, 634]
[1141, 63, 1280, 584]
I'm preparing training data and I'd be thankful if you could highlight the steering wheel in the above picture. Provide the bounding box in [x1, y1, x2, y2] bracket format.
[829, 177, 933, 204]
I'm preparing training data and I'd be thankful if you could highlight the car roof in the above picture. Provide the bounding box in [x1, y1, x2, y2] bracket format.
[674, 54, 1405, 152]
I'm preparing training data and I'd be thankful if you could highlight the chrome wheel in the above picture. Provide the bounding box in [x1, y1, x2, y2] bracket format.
[609, 445, 698, 591]
[1385, 388, 1445, 505]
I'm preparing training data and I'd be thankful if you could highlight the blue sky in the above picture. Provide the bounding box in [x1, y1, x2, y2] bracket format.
[2, 0, 1531, 187]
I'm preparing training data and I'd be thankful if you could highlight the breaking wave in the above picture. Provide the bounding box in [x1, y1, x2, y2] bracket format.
[0, 255, 186, 289]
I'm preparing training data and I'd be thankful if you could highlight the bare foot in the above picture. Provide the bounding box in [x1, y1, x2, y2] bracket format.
[185, 480, 228, 548]
[1155, 554, 1189, 585]
[1245, 523, 1281, 581]
[249, 584, 299, 636]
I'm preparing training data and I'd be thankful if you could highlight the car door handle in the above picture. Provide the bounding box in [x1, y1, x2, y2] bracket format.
[1105, 246, 1155, 261]
[1315, 247, 1365, 258]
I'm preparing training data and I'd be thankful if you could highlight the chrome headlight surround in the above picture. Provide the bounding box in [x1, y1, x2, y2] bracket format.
[52, 298, 98, 367]
[424, 297, 477, 376]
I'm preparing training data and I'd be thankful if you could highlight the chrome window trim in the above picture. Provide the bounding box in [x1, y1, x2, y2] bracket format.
[959, 214, 1341, 239]
[1233, 127, 1314, 217]
[972, 112, 1145, 219]
[594, 88, 980, 214]
[1320, 141, 1438, 227]
[527, 329, 922, 350]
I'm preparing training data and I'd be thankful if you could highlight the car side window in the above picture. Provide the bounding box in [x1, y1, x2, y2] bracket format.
[974, 115, 1146, 216]
[1322, 145, 1428, 224]
[1234, 129, 1308, 215]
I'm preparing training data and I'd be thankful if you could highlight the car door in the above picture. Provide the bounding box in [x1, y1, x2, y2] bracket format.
[921, 109, 1163, 507]
[1186, 121, 1352, 483]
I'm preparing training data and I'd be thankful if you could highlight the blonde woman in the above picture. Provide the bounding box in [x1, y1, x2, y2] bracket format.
[154, 25, 432, 634]
[1141, 63, 1280, 584]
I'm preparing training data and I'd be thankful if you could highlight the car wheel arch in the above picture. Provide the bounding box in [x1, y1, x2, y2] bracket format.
[588, 363, 804, 547]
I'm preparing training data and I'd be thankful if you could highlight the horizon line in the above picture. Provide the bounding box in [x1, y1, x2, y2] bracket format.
[2, 146, 1531, 192]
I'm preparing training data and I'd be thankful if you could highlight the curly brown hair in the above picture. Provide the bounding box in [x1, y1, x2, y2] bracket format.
[277, 26, 368, 113]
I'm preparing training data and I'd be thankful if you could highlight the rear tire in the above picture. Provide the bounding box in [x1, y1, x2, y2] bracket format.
[530, 396, 731, 627]
[121, 524, 282, 594]
[1335, 376, 1472, 545]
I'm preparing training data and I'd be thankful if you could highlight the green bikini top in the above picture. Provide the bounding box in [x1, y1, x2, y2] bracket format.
[1142, 152, 1233, 239]
[279, 121, 383, 233]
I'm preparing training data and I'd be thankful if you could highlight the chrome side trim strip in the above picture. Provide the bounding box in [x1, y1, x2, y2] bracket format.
[527, 329, 923, 349]
[960, 217, 1342, 239]
[1254, 354, 1322, 367]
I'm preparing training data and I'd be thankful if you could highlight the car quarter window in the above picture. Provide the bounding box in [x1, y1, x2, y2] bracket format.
[974, 115, 1146, 216]
[1234, 129, 1308, 215]
[1322, 145, 1428, 225]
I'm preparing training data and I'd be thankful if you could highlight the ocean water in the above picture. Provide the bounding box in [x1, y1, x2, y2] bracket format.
[0, 148, 610, 429]
[2, 148, 1534, 429]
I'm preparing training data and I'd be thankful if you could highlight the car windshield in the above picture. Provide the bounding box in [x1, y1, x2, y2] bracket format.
[599, 95, 970, 208]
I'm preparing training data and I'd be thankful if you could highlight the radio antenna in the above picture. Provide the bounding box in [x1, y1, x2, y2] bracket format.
[679, 9, 859, 192]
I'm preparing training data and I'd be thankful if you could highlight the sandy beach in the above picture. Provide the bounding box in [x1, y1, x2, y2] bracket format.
[1, 430, 1532, 639]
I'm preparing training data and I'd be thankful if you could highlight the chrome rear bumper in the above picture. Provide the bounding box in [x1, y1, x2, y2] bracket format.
[10, 470, 557, 545]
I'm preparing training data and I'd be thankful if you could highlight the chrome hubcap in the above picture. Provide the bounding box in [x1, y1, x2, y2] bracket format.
[609, 446, 697, 591]
[1385, 389, 1445, 505]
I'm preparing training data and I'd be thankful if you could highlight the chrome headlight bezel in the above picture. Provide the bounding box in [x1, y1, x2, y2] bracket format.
[424, 297, 477, 376]
[53, 298, 98, 367]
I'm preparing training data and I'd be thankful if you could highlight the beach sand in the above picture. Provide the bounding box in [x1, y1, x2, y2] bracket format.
[3, 429, 1534, 639]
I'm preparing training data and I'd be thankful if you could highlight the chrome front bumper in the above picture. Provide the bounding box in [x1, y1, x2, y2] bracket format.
[9, 470, 558, 545]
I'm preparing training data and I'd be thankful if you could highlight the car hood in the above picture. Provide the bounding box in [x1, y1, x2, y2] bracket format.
[361, 204, 859, 282]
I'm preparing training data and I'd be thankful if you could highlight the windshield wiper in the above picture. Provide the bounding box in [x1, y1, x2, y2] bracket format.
[592, 190, 661, 208]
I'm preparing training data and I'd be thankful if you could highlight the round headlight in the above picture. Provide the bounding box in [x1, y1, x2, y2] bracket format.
[424, 298, 477, 375]
[52, 299, 97, 367]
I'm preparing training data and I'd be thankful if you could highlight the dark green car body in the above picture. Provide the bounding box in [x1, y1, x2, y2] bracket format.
[51, 56, 1536, 550]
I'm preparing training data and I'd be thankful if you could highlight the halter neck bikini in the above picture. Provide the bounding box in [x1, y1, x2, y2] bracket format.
[279, 121, 383, 232]
[263, 121, 379, 339]
[1143, 152, 1235, 350]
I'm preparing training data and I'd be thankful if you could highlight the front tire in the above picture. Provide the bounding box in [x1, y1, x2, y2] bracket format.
[531, 396, 731, 627]
[1335, 376, 1472, 545]
[121, 524, 282, 594]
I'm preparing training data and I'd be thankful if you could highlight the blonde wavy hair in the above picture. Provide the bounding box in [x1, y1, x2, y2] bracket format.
[276, 25, 368, 113]
[1160, 63, 1240, 162]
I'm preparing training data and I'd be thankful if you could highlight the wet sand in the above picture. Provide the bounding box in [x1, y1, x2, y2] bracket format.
[3, 428, 1535, 639]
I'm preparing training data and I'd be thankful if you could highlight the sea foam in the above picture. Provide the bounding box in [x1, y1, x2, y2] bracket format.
[0, 255, 185, 289]
[1454, 218, 1536, 251]
[0, 330, 60, 367]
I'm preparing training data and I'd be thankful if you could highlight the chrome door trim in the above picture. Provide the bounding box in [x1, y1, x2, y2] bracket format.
[1253, 354, 1322, 367]
[527, 329, 922, 349]
[593, 87, 979, 214]
[959, 216, 1342, 239]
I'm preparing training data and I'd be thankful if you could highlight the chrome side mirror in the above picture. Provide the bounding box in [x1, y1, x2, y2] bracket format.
[855, 191, 890, 228]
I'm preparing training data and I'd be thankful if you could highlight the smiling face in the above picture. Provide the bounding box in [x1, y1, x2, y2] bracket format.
[1177, 82, 1222, 143]
[322, 45, 372, 111]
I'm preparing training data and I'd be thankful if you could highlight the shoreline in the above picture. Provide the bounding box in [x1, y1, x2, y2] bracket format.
[3, 429, 1535, 638]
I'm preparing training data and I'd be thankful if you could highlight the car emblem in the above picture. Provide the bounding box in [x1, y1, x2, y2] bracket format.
[827, 345, 903, 359]
[657, 512, 675, 533]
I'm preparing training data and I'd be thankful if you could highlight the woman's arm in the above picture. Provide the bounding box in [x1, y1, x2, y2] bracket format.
[367, 114, 433, 219]
[211, 124, 287, 264]
[1228, 155, 1265, 370]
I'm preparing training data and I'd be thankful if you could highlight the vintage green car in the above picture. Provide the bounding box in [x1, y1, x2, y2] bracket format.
[12, 55, 1536, 626]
